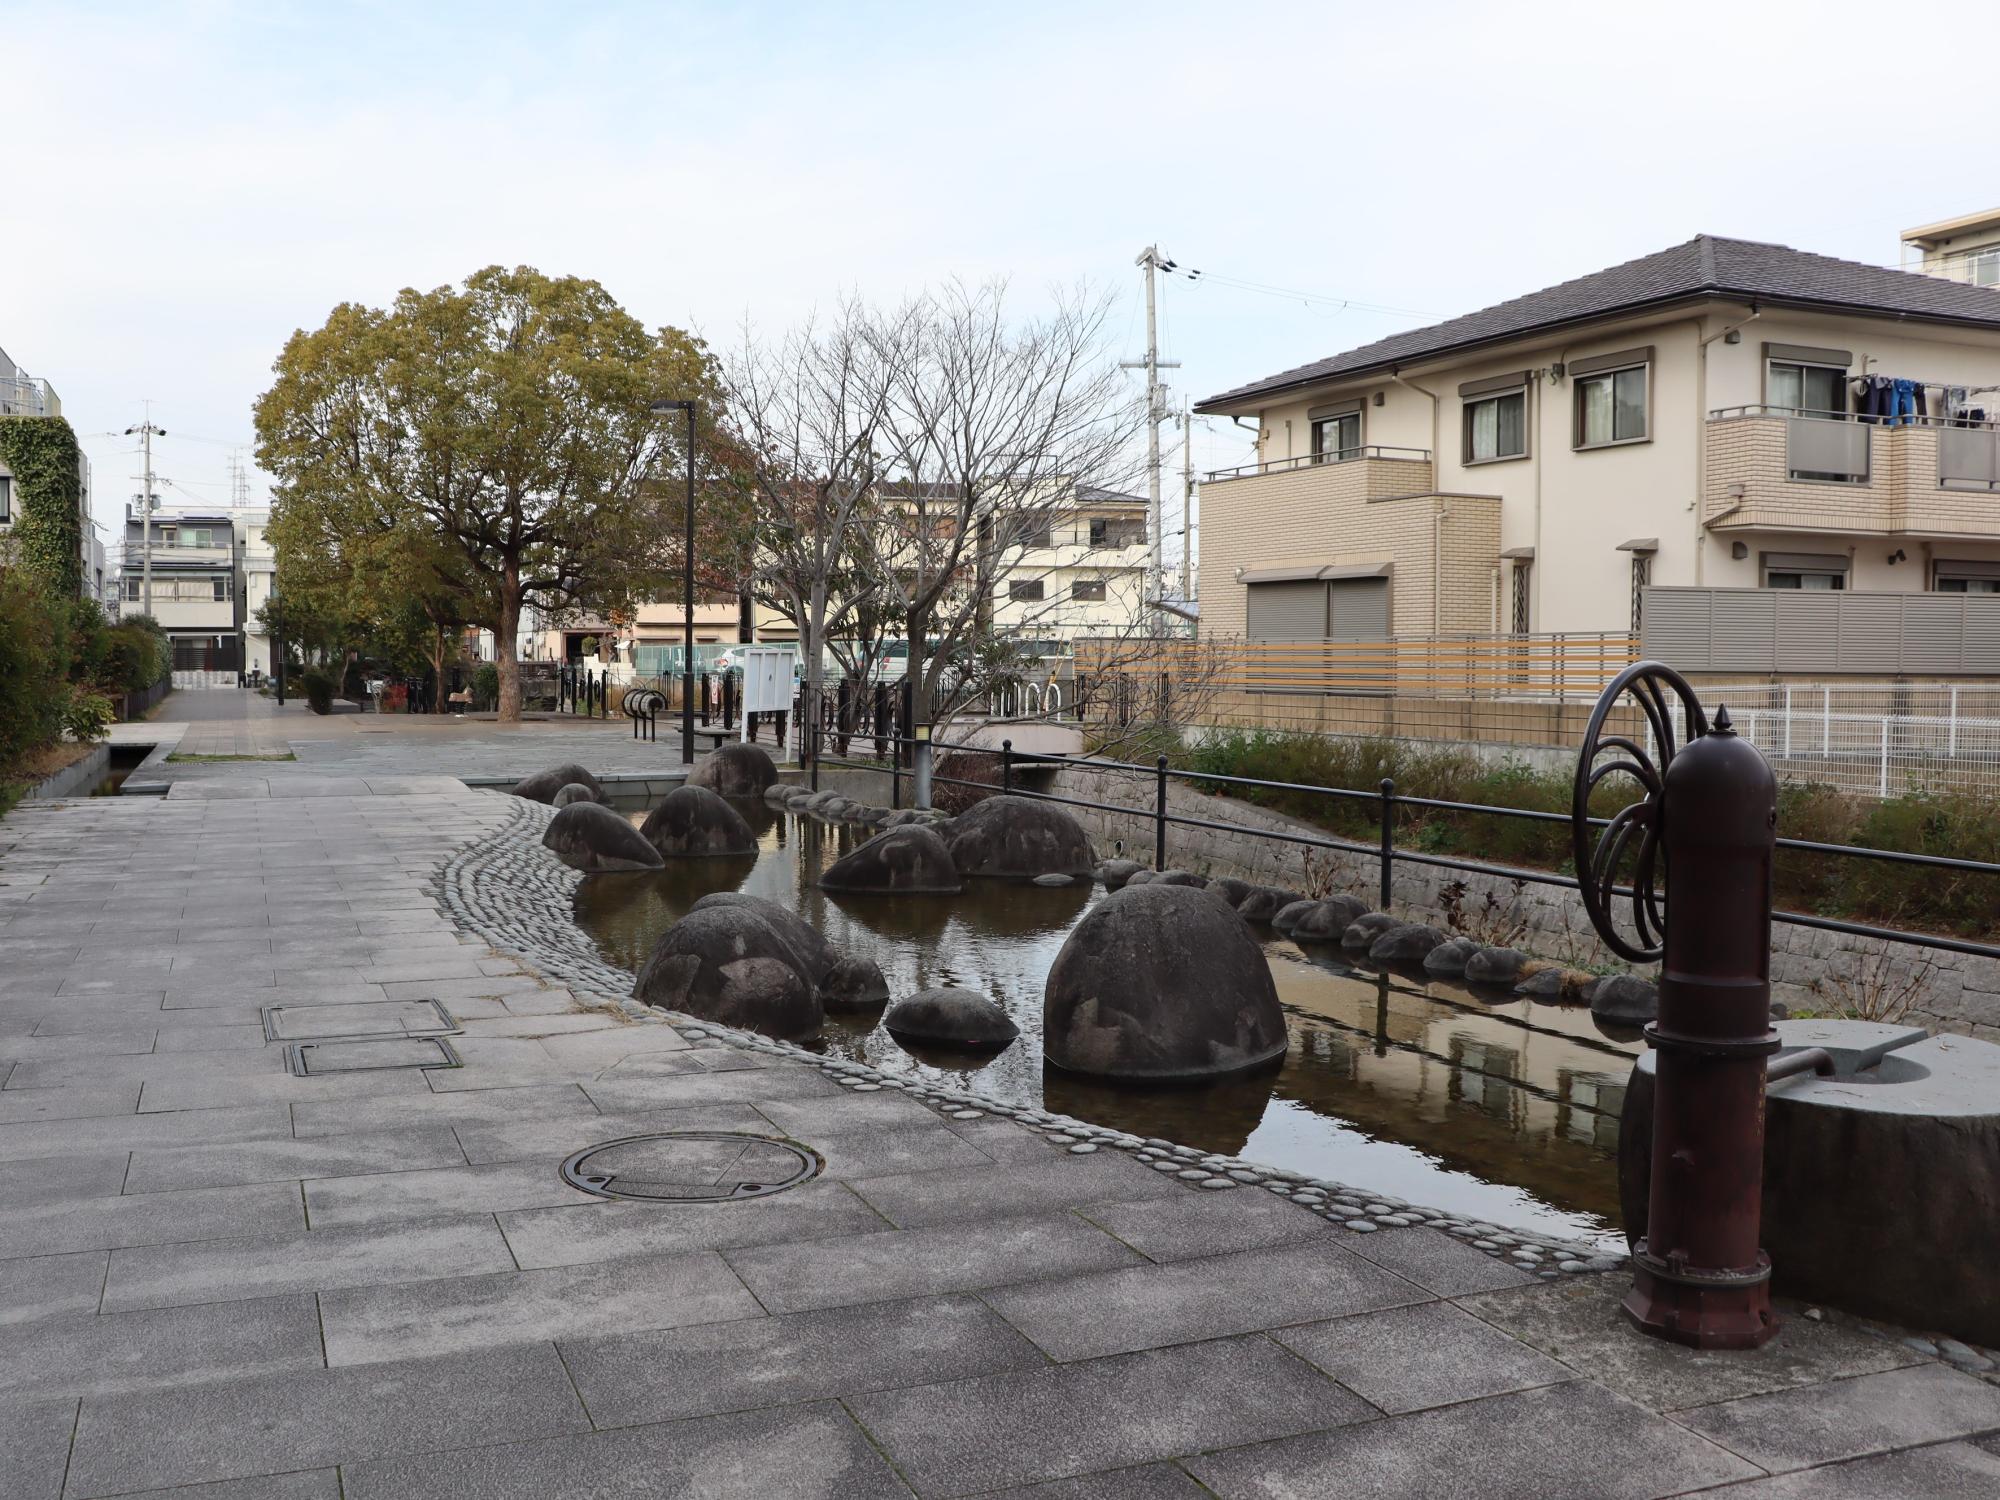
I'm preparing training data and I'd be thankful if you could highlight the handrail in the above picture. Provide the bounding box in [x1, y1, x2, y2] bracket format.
[1710, 403, 2000, 431]
[1204, 445, 1433, 482]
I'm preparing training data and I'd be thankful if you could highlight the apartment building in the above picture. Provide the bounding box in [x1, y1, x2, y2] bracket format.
[989, 485, 1150, 645]
[0, 344, 97, 601]
[1195, 232, 2000, 675]
[118, 505, 242, 681]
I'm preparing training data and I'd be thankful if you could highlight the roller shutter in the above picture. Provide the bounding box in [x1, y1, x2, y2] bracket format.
[1327, 577, 1389, 639]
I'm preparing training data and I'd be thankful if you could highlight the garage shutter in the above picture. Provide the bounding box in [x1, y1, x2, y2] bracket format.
[1326, 577, 1388, 639]
[1245, 581, 1327, 639]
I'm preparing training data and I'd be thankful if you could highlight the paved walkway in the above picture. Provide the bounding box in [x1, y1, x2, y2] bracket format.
[1, 736, 1998, 1496]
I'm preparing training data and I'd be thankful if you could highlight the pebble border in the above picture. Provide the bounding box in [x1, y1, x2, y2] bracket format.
[434, 790, 1623, 1273]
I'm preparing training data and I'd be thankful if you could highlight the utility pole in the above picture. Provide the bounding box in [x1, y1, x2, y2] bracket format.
[124, 416, 165, 619]
[1122, 247, 1180, 635]
[1178, 406, 1199, 606]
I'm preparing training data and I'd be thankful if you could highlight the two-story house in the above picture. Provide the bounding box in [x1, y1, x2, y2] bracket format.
[119, 505, 241, 682]
[1195, 234, 2000, 678]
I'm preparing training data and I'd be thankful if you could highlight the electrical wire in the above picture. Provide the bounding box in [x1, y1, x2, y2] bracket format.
[1161, 262, 1432, 320]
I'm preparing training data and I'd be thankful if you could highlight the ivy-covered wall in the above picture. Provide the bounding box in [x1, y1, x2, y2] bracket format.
[0, 416, 85, 597]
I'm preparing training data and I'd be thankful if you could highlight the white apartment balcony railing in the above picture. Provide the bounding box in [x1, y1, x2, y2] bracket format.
[1912, 250, 2000, 288]
[0, 376, 56, 417]
[1203, 445, 1434, 482]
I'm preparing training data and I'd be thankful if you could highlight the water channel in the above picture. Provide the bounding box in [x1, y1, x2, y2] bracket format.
[573, 798, 1640, 1248]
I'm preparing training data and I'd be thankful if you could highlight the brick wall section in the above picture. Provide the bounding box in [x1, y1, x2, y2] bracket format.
[1705, 416, 2000, 539]
[1199, 459, 1500, 638]
[1047, 764, 2000, 1041]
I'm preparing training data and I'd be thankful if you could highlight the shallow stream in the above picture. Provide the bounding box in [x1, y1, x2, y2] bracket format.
[573, 798, 1639, 1247]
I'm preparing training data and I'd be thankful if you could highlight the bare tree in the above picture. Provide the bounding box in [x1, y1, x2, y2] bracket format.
[860, 281, 1143, 724]
[723, 301, 910, 735]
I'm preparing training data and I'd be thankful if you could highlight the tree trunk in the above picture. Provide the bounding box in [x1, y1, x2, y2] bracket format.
[906, 605, 931, 725]
[496, 574, 522, 723]
[428, 628, 448, 716]
[805, 579, 827, 763]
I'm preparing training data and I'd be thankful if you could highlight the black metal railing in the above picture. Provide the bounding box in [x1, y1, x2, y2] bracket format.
[557, 665, 610, 719]
[802, 727, 2000, 963]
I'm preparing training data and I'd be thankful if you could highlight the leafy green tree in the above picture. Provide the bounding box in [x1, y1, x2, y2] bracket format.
[255, 265, 724, 721]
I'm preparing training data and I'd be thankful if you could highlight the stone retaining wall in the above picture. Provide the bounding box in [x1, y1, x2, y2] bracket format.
[26, 744, 109, 802]
[1048, 766, 2000, 1041]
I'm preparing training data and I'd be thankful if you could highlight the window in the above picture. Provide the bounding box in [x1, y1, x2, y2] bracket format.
[1576, 365, 1647, 446]
[0, 475, 11, 522]
[124, 577, 141, 601]
[1008, 579, 1044, 602]
[212, 577, 228, 601]
[1936, 561, 2000, 593]
[1070, 580, 1106, 602]
[1938, 576, 2000, 594]
[1017, 512, 1053, 550]
[1465, 389, 1527, 462]
[1311, 410, 1361, 461]
[1767, 361, 1846, 420]
[1087, 517, 1145, 547]
[1765, 561, 1846, 591]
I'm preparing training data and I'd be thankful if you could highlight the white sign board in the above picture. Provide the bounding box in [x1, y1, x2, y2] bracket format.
[739, 646, 797, 742]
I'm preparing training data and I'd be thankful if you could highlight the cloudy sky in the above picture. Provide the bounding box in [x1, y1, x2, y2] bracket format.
[1, 1, 1977, 555]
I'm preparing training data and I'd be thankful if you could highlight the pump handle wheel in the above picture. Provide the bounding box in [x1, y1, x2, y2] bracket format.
[1572, 661, 1710, 964]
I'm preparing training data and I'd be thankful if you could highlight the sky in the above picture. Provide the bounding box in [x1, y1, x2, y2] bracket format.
[1, 0, 1981, 565]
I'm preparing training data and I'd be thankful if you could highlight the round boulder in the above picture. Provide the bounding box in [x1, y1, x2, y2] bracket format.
[1341, 912, 1403, 950]
[1237, 887, 1305, 924]
[819, 826, 963, 895]
[943, 795, 1095, 879]
[513, 763, 605, 804]
[630, 903, 823, 1040]
[1423, 937, 1481, 978]
[1151, 869, 1207, 888]
[819, 955, 891, 1012]
[1290, 896, 1371, 944]
[640, 787, 757, 859]
[1463, 946, 1529, 986]
[1044, 883, 1287, 1081]
[687, 892, 838, 979]
[762, 784, 793, 808]
[1368, 923, 1450, 966]
[1588, 974, 1659, 1026]
[884, 988, 1019, 1051]
[542, 802, 665, 874]
[1271, 900, 1317, 935]
[1209, 876, 1257, 908]
[688, 741, 778, 799]
[552, 782, 598, 808]
[1124, 869, 1155, 886]
[1514, 967, 1575, 999]
[1099, 858, 1145, 890]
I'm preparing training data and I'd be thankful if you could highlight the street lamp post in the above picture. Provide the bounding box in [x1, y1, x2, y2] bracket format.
[273, 586, 285, 706]
[650, 399, 698, 764]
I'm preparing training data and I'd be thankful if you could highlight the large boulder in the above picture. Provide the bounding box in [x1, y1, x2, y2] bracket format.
[513, 763, 605, 804]
[552, 782, 598, 808]
[1423, 937, 1481, 978]
[1271, 901, 1316, 935]
[1237, 887, 1305, 924]
[1368, 923, 1450, 966]
[1099, 858, 1145, 890]
[640, 787, 758, 858]
[1464, 946, 1530, 986]
[1152, 869, 1207, 888]
[819, 826, 962, 894]
[1209, 877, 1257, 908]
[1288, 896, 1371, 944]
[687, 892, 837, 979]
[884, 988, 1019, 1051]
[943, 794, 1095, 879]
[688, 741, 778, 799]
[630, 903, 824, 1040]
[1341, 912, 1403, 951]
[1588, 974, 1658, 1026]
[1044, 883, 1286, 1081]
[542, 802, 664, 874]
[819, 955, 891, 1012]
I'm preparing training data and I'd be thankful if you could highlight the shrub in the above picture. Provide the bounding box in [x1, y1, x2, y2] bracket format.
[473, 663, 499, 710]
[0, 567, 67, 774]
[63, 689, 114, 743]
[932, 751, 1002, 814]
[302, 669, 336, 715]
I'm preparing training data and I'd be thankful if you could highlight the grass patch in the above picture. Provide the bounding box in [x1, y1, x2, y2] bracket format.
[166, 751, 298, 763]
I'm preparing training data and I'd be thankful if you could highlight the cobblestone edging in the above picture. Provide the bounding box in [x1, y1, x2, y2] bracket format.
[431, 791, 1623, 1271]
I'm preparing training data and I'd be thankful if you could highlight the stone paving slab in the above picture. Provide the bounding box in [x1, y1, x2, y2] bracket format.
[0, 1292, 324, 1399]
[1073, 1188, 1344, 1262]
[1700, 1441, 2000, 1497]
[0, 1397, 80, 1500]
[0, 1179, 306, 1258]
[1673, 1362, 2000, 1474]
[122, 1123, 468, 1192]
[303, 1158, 603, 1229]
[845, 1152, 1182, 1228]
[1184, 1379, 1762, 1500]
[1271, 1300, 1576, 1414]
[0, 1150, 131, 1207]
[0, 1249, 108, 1324]
[498, 1179, 892, 1270]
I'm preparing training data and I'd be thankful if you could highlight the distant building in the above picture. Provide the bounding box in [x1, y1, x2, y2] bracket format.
[989, 485, 1151, 648]
[0, 343, 95, 600]
[117, 505, 242, 684]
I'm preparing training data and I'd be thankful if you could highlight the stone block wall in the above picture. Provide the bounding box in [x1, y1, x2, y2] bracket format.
[1047, 764, 2000, 1041]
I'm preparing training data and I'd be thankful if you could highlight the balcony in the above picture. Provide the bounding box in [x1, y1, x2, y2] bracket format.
[1705, 407, 2000, 540]
[1205, 445, 1434, 487]
[0, 374, 58, 417]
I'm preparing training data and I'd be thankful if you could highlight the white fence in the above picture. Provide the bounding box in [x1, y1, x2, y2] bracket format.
[170, 670, 239, 690]
[1681, 682, 2000, 799]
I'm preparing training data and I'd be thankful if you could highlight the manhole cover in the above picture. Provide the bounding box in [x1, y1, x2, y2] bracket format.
[560, 1132, 821, 1203]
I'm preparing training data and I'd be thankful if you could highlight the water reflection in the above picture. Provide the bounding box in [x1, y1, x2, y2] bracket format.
[574, 800, 1638, 1247]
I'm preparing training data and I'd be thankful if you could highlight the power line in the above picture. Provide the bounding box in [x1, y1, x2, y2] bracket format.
[1160, 262, 1433, 320]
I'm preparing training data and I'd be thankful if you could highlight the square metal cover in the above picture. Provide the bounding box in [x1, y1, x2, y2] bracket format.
[286, 1037, 463, 1076]
[262, 999, 459, 1043]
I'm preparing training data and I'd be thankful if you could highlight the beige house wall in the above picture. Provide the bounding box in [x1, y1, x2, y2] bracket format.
[1219, 301, 2000, 639]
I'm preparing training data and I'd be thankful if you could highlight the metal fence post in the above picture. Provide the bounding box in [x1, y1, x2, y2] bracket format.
[1001, 739, 1013, 794]
[1378, 778, 1395, 910]
[1949, 686, 1960, 759]
[809, 696, 821, 792]
[914, 725, 933, 811]
[1879, 718, 1890, 797]
[1155, 754, 1169, 870]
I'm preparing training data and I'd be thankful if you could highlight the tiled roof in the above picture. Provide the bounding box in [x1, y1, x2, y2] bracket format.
[1197, 235, 2000, 411]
